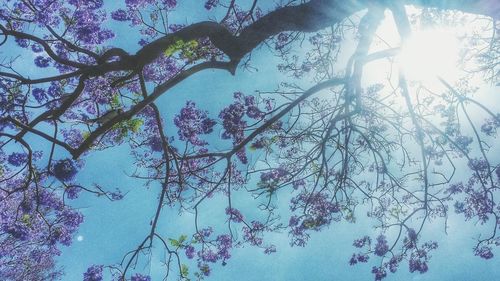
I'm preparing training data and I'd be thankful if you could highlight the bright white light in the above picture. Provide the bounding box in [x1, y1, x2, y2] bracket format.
[398, 28, 460, 81]
[76, 235, 84, 242]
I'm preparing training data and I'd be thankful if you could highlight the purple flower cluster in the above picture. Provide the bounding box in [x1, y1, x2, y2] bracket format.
[185, 245, 195, 259]
[463, 190, 494, 223]
[7, 152, 27, 167]
[53, 159, 79, 182]
[111, 9, 129, 21]
[408, 242, 437, 273]
[371, 266, 387, 281]
[69, 9, 114, 46]
[387, 256, 401, 273]
[264, 245, 277, 255]
[405, 228, 418, 248]
[174, 101, 215, 146]
[259, 167, 288, 190]
[468, 158, 489, 172]
[474, 246, 494, 259]
[2, 223, 30, 240]
[83, 265, 103, 281]
[62, 129, 84, 148]
[225, 207, 244, 223]
[68, 0, 104, 10]
[243, 221, 265, 246]
[204, 0, 218, 10]
[0, 178, 85, 279]
[353, 236, 371, 248]
[34, 56, 50, 68]
[289, 192, 341, 245]
[374, 235, 389, 256]
[409, 253, 429, 273]
[131, 273, 151, 281]
[148, 136, 163, 152]
[182, 230, 235, 276]
[32, 88, 48, 103]
[219, 92, 266, 163]
[349, 230, 437, 280]
[125, 0, 176, 9]
[454, 135, 473, 151]
[275, 33, 290, 50]
[65, 186, 82, 199]
[480, 115, 500, 136]
[349, 253, 369, 265]
[143, 55, 179, 82]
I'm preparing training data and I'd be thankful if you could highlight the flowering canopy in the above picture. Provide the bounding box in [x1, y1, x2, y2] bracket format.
[0, 0, 499, 280]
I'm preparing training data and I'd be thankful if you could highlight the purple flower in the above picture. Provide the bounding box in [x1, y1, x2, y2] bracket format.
[61, 208, 84, 228]
[66, 186, 82, 199]
[409, 258, 428, 273]
[198, 227, 213, 238]
[204, 0, 218, 10]
[83, 265, 103, 281]
[110, 190, 124, 200]
[62, 129, 84, 148]
[349, 254, 358, 265]
[131, 273, 151, 281]
[387, 256, 400, 273]
[353, 236, 371, 248]
[216, 234, 233, 259]
[225, 207, 244, 223]
[475, 246, 494, 259]
[15, 38, 29, 48]
[32, 88, 48, 103]
[174, 101, 215, 146]
[111, 9, 129, 21]
[468, 158, 489, 172]
[162, 0, 177, 8]
[264, 245, 276, 254]
[2, 223, 30, 240]
[371, 266, 387, 281]
[53, 159, 78, 181]
[200, 249, 218, 263]
[8, 152, 28, 167]
[31, 44, 43, 53]
[454, 135, 473, 150]
[69, 0, 104, 9]
[407, 228, 417, 242]
[34, 56, 51, 68]
[185, 245, 195, 259]
[357, 254, 369, 263]
[149, 137, 163, 152]
[374, 235, 389, 256]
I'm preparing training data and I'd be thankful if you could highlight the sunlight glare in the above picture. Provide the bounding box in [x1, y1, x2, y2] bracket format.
[398, 28, 460, 82]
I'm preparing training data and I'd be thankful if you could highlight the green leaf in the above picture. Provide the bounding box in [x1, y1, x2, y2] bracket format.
[129, 119, 144, 133]
[82, 131, 90, 140]
[164, 38, 199, 58]
[21, 214, 31, 225]
[169, 238, 180, 247]
[178, 234, 187, 243]
[110, 94, 121, 108]
[181, 264, 189, 277]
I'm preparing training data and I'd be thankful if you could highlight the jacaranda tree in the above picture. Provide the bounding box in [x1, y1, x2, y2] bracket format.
[0, 0, 499, 280]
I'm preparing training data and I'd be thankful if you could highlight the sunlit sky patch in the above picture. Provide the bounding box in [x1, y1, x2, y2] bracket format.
[398, 28, 460, 81]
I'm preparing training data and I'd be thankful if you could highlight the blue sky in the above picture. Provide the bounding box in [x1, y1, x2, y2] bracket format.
[54, 2, 500, 281]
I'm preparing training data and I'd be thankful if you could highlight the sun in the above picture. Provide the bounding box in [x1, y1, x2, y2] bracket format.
[398, 28, 461, 82]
